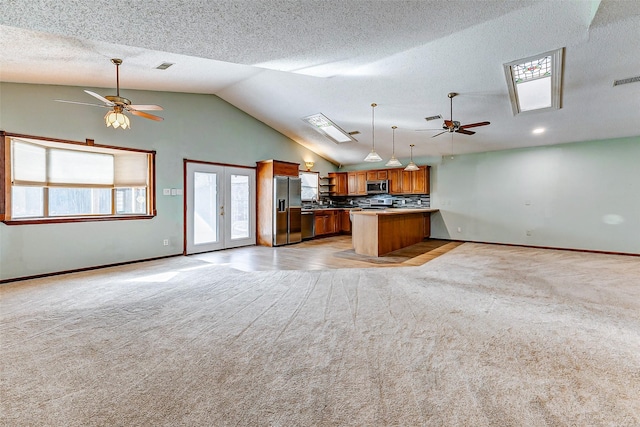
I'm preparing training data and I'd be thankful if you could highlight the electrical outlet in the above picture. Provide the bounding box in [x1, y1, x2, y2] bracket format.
[457, 227, 462, 233]
[163, 239, 169, 246]
[417, 200, 422, 205]
[526, 230, 532, 237]
[163, 188, 171, 196]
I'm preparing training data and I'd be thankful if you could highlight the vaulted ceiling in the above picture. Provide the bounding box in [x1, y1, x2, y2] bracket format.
[1, 0, 639, 166]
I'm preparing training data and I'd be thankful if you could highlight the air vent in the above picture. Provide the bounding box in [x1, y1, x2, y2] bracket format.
[425, 115, 442, 121]
[613, 75, 640, 86]
[155, 62, 175, 70]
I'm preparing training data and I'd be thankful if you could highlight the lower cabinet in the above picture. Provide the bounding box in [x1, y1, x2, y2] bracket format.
[423, 213, 431, 238]
[314, 210, 341, 236]
[340, 210, 351, 234]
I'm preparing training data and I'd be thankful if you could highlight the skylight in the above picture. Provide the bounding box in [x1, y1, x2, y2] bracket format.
[504, 48, 564, 115]
[302, 113, 356, 144]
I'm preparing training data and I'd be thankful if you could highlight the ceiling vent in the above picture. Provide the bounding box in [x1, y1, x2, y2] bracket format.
[425, 115, 442, 121]
[155, 62, 175, 70]
[613, 76, 640, 86]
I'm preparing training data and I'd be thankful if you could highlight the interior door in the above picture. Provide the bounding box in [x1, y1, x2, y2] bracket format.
[185, 162, 255, 254]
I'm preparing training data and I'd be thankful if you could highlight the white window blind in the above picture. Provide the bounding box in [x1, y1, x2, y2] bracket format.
[48, 149, 114, 185]
[114, 153, 148, 186]
[12, 140, 46, 183]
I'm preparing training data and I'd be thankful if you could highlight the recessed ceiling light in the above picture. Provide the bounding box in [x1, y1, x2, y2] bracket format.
[532, 128, 545, 134]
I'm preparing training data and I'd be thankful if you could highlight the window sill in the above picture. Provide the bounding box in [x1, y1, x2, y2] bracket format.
[2, 214, 156, 226]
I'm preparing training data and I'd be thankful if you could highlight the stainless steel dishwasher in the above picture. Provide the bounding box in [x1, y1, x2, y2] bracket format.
[301, 211, 315, 240]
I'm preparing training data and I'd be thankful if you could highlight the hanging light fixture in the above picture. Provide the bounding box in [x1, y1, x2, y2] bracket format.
[385, 125, 402, 167]
[363, 103, 382, 162]
[404, 144, 419, 171]
[104, 105, 131, 129]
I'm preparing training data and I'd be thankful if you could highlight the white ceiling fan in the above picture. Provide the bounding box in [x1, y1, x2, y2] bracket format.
[55, 58, 163, 129]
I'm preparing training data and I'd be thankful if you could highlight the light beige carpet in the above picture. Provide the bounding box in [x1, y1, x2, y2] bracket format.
[1, 243, 639, 426]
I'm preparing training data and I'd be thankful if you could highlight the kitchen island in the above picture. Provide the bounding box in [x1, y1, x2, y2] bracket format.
[351, 208, 439, 257]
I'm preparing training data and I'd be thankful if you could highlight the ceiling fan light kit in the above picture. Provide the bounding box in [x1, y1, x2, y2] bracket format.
[55, 58, 164, 130]
[105, 107, 130, 129]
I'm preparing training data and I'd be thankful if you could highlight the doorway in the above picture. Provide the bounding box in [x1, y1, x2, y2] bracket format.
[185, 161, 256, 254]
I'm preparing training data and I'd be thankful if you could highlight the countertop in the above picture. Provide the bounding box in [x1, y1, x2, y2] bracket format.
[350, 208, 438, 215]
[302, 207, 360, 212]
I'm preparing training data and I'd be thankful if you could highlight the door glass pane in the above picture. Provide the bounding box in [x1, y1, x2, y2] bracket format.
[194, 172, 218, 245]
[230, 174, 249, 240]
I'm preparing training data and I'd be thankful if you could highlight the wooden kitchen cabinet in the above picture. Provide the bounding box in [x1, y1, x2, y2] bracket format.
[388, 168, 403, 194]
[347, 171, 367, 195]
[314, 209, 341, 236]
[271, 160, 300, 177]
[366, 170, 388, 180]
[389, 166, 429, 195]
[340, 210, 352, 234]
[423, 213, 431, 238]
[411, 166, 428, 194]
[328, 172, 348, 196]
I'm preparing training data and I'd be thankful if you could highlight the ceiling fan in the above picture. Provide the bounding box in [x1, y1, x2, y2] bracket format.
[55, 58, 163, 129]
[417, 92, 489, 138]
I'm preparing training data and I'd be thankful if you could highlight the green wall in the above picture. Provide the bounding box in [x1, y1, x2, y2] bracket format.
[428, 137, 640, 254]
[0, 83, 336, 281]
[1, 82, 638, 280]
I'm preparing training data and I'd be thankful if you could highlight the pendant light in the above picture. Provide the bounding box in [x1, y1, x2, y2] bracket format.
[363, 103, 382, 162]
[385, 126, 402, 167]
[404, 144, 419, 171]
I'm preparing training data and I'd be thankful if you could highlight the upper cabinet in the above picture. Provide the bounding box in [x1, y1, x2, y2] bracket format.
[328, 172, 348, 196]
[336, 165, 429, 196]
[347, 171, 367, 195]
[366, 170, 388, 180]
[389, 166, 429, 195]
[270, 160, 300, 177]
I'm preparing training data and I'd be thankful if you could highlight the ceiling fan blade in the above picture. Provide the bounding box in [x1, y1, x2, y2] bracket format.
[460, 121, 490, 129]
[84, 90, 114, 106]
[431, 131, 447, 138]
[55, 99, 110, 108]
[128, 104, 163, 111]
[130, 110, 164, 121]
[415, 128, 445, 132]
[456, 129, 476, 135]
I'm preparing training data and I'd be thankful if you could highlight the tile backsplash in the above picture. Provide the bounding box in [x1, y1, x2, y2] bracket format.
[304, 194, 430, 209]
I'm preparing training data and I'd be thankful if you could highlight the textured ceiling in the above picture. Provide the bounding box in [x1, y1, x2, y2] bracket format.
[1, 0, 639, 165]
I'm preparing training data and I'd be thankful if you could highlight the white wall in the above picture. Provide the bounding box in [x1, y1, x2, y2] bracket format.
[429, 137, 640, 254]
[0, 83, 336, 281]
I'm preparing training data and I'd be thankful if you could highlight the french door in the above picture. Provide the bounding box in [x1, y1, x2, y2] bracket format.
[185, 161, 256, 254]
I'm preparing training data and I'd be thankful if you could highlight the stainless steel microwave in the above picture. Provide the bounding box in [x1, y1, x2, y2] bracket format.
[366, 180, 389, 194]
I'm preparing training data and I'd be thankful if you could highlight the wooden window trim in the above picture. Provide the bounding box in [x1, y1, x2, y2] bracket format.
[1, 131, 157, 224]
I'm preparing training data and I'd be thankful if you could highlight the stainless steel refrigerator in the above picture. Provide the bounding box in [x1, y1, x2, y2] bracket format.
[273, 176, 302, 246]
